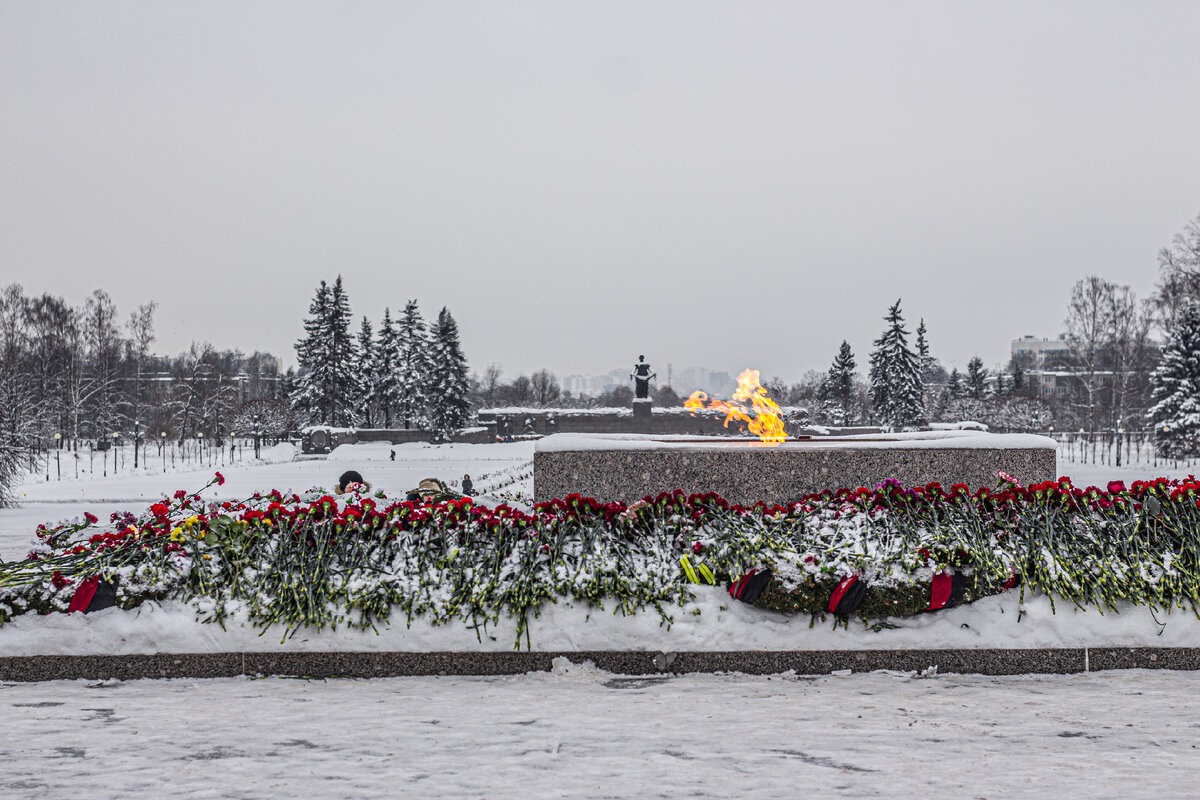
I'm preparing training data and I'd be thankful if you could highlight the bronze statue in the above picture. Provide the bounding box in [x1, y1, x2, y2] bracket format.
[631, 355, 656, 400]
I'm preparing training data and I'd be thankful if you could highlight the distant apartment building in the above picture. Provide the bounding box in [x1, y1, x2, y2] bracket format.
[1011, 335, 1070, 367]
[1009, 335, 1120, 400]
[563, 374, 590, 396]
[675, 367, 733, 396]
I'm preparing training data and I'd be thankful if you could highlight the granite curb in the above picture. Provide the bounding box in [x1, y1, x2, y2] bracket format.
[3, 648, 1199, 682]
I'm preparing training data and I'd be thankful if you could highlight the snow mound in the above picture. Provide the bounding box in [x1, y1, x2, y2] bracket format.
[3, 589, 1198, 657]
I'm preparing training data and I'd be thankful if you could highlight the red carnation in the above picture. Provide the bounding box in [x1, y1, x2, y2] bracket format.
[214, 472, 225, 486]
[84, 512, 98, 525]
[692, 541, 704, 554]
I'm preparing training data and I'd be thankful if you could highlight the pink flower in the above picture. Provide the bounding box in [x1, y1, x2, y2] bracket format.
[996, 470, 1022, 489]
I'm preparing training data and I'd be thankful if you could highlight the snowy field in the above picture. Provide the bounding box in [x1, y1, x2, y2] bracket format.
[3, 663, 1199, 799]
[0, 441, 536, 562]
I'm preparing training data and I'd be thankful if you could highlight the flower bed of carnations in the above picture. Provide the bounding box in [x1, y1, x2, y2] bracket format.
[2, 472, 1199, 649]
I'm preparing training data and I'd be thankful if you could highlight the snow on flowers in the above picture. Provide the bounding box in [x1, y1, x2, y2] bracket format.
[2, 472, 1200, 648]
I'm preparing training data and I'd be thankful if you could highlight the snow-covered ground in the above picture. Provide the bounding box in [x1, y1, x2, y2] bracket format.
[1, 441, 536, 562]
[3, 664, 1198, 798]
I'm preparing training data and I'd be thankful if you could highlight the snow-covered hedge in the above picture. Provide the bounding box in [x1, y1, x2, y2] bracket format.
[2, 472, 1200, 648]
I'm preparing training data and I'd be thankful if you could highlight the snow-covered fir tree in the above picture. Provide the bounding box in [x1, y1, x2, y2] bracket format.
[819, 341, 858, 426]
[291, 276, 359, 427]
[371, 307, 401, 428]
[395, 299, 431, 430]
[325, 276, 360, 426]
[280, 367, 299, 404]
[966, 356, 988, 399]
[1010, 360, 1025, 394]
[936, 367, 963, 419]
[947, 368, 963, 398]
[915, 317, 943, 411]
[291, 280, 330, 424]
[868, 299, 925, 428]
[915, 319, 932, 378]
[1149, 303, 1200, 457]
[354, 316, 376, 427]
[426, 307, 470, 441]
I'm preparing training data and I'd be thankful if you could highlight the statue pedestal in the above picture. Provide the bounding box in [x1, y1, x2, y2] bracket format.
[632, 399, 652, 433]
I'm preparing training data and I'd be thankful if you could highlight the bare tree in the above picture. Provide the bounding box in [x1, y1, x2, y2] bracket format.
[509, 375, 533, 406]
[82, 289, 125, 437]
[1153, 212, 1200, 332]
[0, 285, 36, 486]
[1064, 276, 1115, 444]
[482, 363, 502, 408]
[530, 369, 561, 406]
[1106, 290, 1155, 464]
[125, 302, 157, 466]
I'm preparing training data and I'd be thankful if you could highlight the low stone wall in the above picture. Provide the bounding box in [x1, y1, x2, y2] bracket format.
[478, 407, 818, 438]
[0, 647, 1193, 681]
[533, 432, 1057, 504]
[302, 424, 497, 453]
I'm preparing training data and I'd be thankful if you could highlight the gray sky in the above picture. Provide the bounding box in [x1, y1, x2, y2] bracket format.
[3, 2, 1199, 388]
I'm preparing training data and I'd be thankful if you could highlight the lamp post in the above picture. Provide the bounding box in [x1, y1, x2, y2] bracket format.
[253, 413, 261, 460]
[198, 431, 204, 467]
[134, 418, 140, 470]
[112, 432, 119, 474]
[161, 431, 167, 473]
[54, 433, 61, 480]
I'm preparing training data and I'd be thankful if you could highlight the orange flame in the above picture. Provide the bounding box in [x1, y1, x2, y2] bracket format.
[685, 369, 788, 446]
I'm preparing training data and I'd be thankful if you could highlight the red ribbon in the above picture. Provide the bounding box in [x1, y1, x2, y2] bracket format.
[68, 575, 100, 614]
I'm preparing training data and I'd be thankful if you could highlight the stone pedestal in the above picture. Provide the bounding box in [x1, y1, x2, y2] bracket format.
[533, 431, 1057, 504]
[632, 399, 652, 433]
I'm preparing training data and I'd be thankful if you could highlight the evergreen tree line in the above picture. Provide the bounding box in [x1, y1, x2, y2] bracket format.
[291, 276, 470, 441]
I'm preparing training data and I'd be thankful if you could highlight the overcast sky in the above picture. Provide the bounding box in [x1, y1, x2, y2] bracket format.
[3, 2, 1199, 389]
